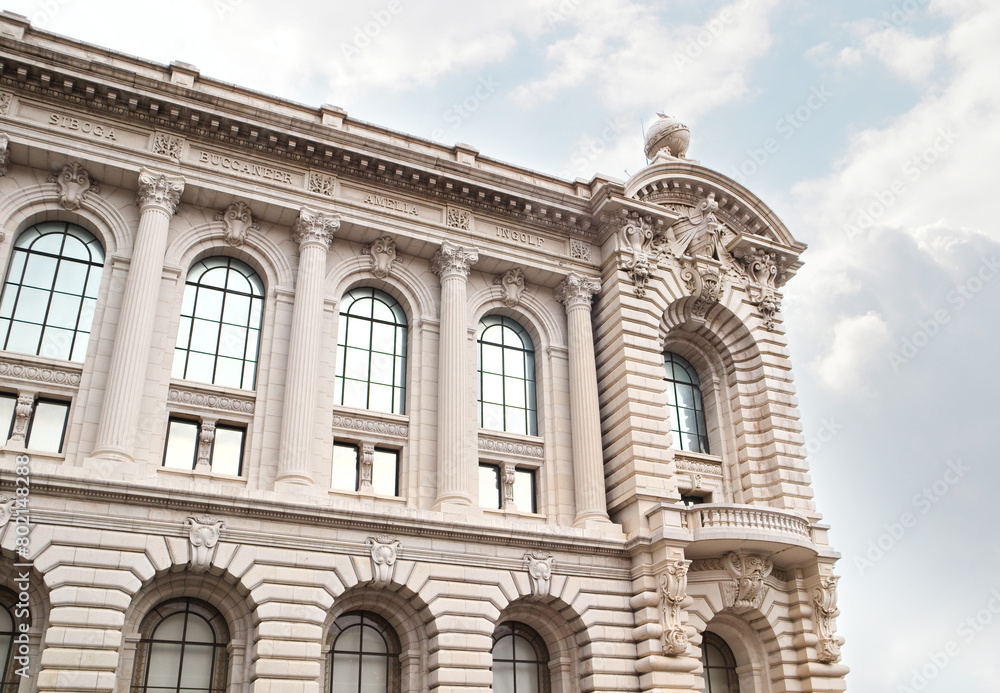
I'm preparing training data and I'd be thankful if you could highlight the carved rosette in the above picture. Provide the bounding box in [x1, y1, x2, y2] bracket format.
[185, 516, 225, 573]
[494, 268, 525, 308]
[431, 241, 478, 280]
[659, 559, 691, 656]
[0, 132, 9, 177]
[196, 421, 216, 469]
[8, 394, 34, 445]
[293, 206, 339, 251]
[722, 552, 773, 614]
[555, 272, 601, 309]
[366, 534, 400, 587]
[49, 162, 100, 211]
[137, 168, 185, 215]
[215, 201, 259, 247]
[359, 443, 375, 489]
[734, 246, 785, 330]
[813, 575, 842, 663]
[524, 551, 554, 599]
[617, 210, 668, 296]
[363, 235, 397, 279]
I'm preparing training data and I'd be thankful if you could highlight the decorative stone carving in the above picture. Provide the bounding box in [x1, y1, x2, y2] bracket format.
[49, 162, 99, 211]
[0, 92, 11, 116]
[446, 206, 471, 230]
[308, 171, 336, 197]
[0, 360, 82, 387]
[501, 461, 517, 509]
[659, 559, 691, 655]
[185, 516, 225, 573]
[617, 210, 668, 296]
[734, 246, 785, 330]
[167, 386, 255, 414]
[0, 133, 9, 177]
[524, 551, 554, 599]
[569, 239, 592, 262]
[7, 394, 34, 445]
[137, 168, 184, 214]
[668, 193, 729, 261]
[813, 575, 842, 663]
[152, 132, 184, 160]
[196, 421, 215, 469]
[722, 552, 773, 614]
[215, 201, 259, 247]
[494, 268, 525, 308]
[366, 534, 400, 587]
[293, 206, 339, 250]
[477, 434, 543, 459]
[359, 443, 375, 489]
[644, 114, 691, 161]
[363, 235, 397, 279]
[332, 413, 408, 438]
[680, 263, 723, 319]
[0, 497, 14, 529]
[431, 241, 478, 279]
[555, 272, 601, 308]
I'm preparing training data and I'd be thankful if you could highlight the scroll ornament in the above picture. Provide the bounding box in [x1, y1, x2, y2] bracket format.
[50, 162, 100, 211]
[186, 516, 225, 573]
[722, 552, 772, 614]
[618, 210, 668, 296]
[363, 235, 397, 279]
[494, 268, 525, 308]
[524, 551, 554, 599]
[216, 201, 259, 247]
[367, 534, 400, 587]
[813, 575, 842, 663]
[659, 559, 692, 655]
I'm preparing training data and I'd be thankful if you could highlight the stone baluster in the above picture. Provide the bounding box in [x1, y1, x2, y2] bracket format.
[556, 272, 611, 526]
[92, 169, 183, 462]
[431, 241, 479, 510]
[275, 206, 339, 487]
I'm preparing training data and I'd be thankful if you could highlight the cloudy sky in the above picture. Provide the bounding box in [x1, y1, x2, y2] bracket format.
[5, 0, 997, 690]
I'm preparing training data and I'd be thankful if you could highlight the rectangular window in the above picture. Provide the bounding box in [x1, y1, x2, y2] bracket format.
[332, 442, 359, 492]
[372, 447, 398, 497]
[681, 494, 707, 506]
[331, 443, 400, 496]
[479, 464, 501, 510]
[479, 463, 537, 512]
[0, 393, 16, 440]
[163, 418, 246, 476]
[163, 418, 199, 470]
[25, 399, 70, 453]
[211, 425, 245, 476]
[514, 468, 537, 513]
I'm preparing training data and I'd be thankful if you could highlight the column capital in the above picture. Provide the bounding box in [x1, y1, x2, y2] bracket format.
[431, 241, 479, 280]
[136, 168, 185, 214]
[556, 272, 601, 309]
[293, 205, 339, 251]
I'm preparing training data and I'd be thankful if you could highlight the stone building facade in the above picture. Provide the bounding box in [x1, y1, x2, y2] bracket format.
[0, 12, 848, 693]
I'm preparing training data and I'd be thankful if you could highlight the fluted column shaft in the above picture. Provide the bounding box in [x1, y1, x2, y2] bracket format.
[93, 169, 184, 462]
[557, 273, 611, 526]
[432, 242, 479, 508]
[276, 207, 339, 486]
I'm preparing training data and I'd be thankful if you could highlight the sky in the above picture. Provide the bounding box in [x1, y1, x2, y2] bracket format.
[4, 0, 997, 690]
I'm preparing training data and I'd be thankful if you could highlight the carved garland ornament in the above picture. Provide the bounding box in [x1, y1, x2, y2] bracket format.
[167, 387, 255, 414]
[367, 534, 400, 587]
[215, 201, 259, 247]
[524, 551, 554, 599]
[185, 516, 225, 573]
[721, 552, 773, 614]
[363, 235, 397, 279]
[49, 162, 100, 211]
[494, 268, 525, 308]
[332, 413, 408, 438]
[659, 559, 691, 656]
[0, 361, 82, 387]
[813, 575, 842, 663]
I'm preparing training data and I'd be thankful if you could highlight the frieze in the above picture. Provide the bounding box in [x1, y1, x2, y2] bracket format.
[308, 171, 336, 197]
[195, 150, 297, 185]
[0, 360, 82, 387]
[495, 225, 545, 248]
[152, 132, 184, 160]
[569, 239, 593, 262]
[364, 193, 419, 216]
[168, 385, 255, 414]
[478, 433, 543, 459]
[673, 455, 723, 476]
[332, 412, 409, 439]
[13, 101, 148, 149]
[0, 92, 11, 115]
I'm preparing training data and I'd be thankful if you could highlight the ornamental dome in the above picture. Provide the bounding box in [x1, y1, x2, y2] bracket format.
[644, 114, 690, 161]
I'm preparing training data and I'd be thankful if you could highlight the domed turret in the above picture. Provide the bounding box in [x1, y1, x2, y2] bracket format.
[644, 114, 690, 161]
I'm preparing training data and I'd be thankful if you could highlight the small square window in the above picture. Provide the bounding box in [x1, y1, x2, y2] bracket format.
[26, 399, 70, 453]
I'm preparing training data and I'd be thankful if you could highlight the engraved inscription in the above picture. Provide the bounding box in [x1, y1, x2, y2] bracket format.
[198, 152, 294, 184]
[364, 193, 419, 216]
[495, 226, 544, 248]
[48, 114, 117, 140]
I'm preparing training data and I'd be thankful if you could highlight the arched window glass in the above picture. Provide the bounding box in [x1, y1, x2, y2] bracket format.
[0, 602, 16, 692]
[664, 352, 710, 454]
[335, 288, 407, 414]
[700, 632, 740, 693]
[329, 611, 400, 693]
[0, 221, 105, 362]
[133, 598, 228, 693]
[477, 316, 537, 436]
[492, 622, 549, 693]
[172, 257, 264, 391]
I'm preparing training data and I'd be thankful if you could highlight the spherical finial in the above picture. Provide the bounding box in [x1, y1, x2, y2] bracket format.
[644, 114, 690, 161]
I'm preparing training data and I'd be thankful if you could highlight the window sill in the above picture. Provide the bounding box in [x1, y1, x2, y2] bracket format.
[328, 488, 406, 504]
[157, 465, 248, 483]
[483, 507, 545, 522]
[1, 446, 66, 462]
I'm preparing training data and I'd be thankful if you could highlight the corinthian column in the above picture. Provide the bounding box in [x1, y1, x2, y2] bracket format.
[92, 169, 184, 462]
[556, 272, 611, 526]
[275, 206, 339, 487]
[431, 241, 479, 510]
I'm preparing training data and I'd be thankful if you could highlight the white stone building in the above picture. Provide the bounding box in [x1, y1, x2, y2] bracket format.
[0, 13, 848, 693]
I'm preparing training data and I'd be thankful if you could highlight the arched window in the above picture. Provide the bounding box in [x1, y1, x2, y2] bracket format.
[132, 598, 228, 693]
[335, 288, 407, 414]
[664, 352, 709, 454]
[0, 221, 104, 362]
[492, 622, 549, 693]
[477, 316, 537, 436]
[700, 632, 740, 693]
[328, 611, 400, 693]
[172, 257, 264, 391]
[0, 601, 17, 692]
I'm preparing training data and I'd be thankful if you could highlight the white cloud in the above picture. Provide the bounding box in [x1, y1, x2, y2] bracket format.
[812, 311, 892, 394]
[833, 25, 941, 83]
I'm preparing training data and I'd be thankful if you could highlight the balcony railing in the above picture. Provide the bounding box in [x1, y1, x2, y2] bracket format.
[683, 504, 811, 539]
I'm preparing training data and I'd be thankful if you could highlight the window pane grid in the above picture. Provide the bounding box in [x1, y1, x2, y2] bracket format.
[335, 288, 407, 415]
[477, 317, 537, 436]
[492, 623, 549, 693]
[329, 612, 399, 693]
[664, 353, 710, 454]
[132, 599, 227, 693]
[0, 222, 104, 362]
